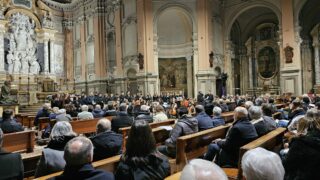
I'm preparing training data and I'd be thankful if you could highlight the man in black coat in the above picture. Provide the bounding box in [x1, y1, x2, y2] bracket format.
[204, 107, 258, 167]
[52, 137, 114, 180]
[111, 104, 133, 133]
[90, 119, 122, 161]
[0, 109, 24, 133]
[195, 105, 214, 131]
[135, 105, 153, 123]
[0, 128, 24, 180]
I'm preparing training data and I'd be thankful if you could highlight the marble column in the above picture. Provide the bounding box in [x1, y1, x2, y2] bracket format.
[186, 56, 193, 98]
[43, 40, 49, 74]
[311, 24, 320, 85]
[49, 40, 55, 74]
[0, 20, 7, 73]
[313, 44, 320, 85]
[245, 37, 253, 88]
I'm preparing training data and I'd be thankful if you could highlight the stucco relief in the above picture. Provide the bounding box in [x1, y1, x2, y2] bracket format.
[6, 13, 40, 74]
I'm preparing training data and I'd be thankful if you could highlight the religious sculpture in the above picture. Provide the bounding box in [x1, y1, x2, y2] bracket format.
[0, 81, 17, 104]
[284, 45, 294, 63]
[138, 53, 144, 70]
[6, 13, 41, 74]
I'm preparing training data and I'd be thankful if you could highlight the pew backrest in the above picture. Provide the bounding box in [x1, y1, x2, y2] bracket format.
[38, 117, 50, 131]
[236, 127, 286, 179]
[3, 130, 35, 153]
[70, 118, 100, 134]
[175, 124, 232, 171]
[119, 119, 176, 149]
[221, 112, 234, 123]
[35, 155, 121, 180]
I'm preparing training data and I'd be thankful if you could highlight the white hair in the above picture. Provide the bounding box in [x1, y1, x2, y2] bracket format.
[50, 121, 76, 139]
[96, 118, 111, 133]
[234, 107, 248, 119]
[81, 105, 89, 112]
[180, 159, 228, 180]
[242, 147, 284, 180]
[245, 101, 254, 109]
[248, 106, 262, 120]
[213, 106, 222, 116]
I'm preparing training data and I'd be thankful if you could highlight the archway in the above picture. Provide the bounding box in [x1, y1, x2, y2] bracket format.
[155, 6, 194, 97]
[228, 6, 280, 95]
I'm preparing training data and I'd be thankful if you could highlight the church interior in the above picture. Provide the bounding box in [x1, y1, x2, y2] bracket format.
[0, 0, 319, 180]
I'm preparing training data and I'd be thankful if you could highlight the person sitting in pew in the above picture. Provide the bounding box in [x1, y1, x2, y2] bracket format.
[77, 105, 94, 120]
[158, 107, 198, 158]
[0, 109, 23, 133]
[49, 107, 60, 120]
[35, 103, 51, 126]
[283, 109, 320, 180]
[242, 147, 284, 180]
[195, 105, 214, 131]
[204, 107, 258, 167]
[90, 119, 122, 161]
[248, 106, 276, 137]
[115, 120, 170, 180]
[135, 105, 153, 123]
[153, 105, 168, 123]
[180, 159, 228, 180]
[212, 107, 225, 127]
[92, 105, 105, 118]
[35, 121, 77, 177]
[111, 103, 133, 133]
[104, 104, 118, 117]
[52, 136, 114, 180]
[0, 128, 24, 180]
[56, 109, 72, 122]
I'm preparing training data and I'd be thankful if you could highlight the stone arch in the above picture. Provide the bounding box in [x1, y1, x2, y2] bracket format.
[5, 9, 41, 29]
[225, 2, 281, 40]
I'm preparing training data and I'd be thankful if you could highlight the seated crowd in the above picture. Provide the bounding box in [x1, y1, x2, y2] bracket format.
[0, 92, 319, 180]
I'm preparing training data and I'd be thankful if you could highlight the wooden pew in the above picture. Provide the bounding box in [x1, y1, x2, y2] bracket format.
[221, 112, 234, 123]
[38, 117, 51, 131]
[119, 119, 176, 149]
[35, 155, 121, 180]
[2, 130, 36, 153]
[223, 128, 286, 180]
[172, 124, 232, 172]
[70, 118, 100, 134]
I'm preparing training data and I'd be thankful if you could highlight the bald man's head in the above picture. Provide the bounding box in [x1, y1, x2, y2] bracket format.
[64, 136, 93, 166]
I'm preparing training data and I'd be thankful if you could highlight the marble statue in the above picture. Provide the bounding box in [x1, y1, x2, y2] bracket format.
[0, 80, 17, 104]
[6, 51, 14, 73]
[6, 13, 40, 74]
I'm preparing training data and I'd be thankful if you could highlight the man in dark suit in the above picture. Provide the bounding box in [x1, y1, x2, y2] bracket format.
[52, 136, 114, 180]
[195, 105, 214, 131]
[0, 128, 24, 180]
[204, 107, 258, 167]
[90, 119, 122, 161]
[111, 104, 133, 133]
